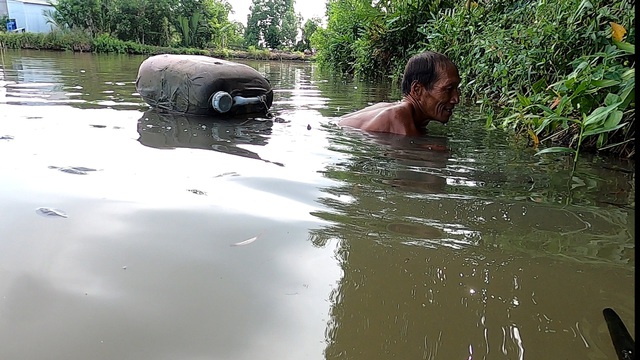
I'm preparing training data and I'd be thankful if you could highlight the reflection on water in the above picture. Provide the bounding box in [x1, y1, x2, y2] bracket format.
[137, 109, 281, 165]
[0, 50, 145, 109]
[0, 49, 635, 360]
[316, 124, 635, 262]
[311, 125, 634, 359]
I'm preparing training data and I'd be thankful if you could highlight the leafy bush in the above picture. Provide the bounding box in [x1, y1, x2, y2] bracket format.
[246, 45, 271, 60]
[498, 37, 635, 160]
[0, 15, 9, 32]
[0, 30, 91, 51]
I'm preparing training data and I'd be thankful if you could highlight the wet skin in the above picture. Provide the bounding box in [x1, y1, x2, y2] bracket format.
[339, 63, 461, 136]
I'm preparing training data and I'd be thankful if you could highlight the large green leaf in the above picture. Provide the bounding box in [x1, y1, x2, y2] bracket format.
[583, 101, 623, 126]
[590, 79, 620, 88]
[603, 110, 624, 129]
[582, 122, 628, 137]
[613, 40, 635, 54]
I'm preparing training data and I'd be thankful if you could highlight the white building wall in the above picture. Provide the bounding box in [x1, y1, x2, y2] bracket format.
[7, 0, 56, 33]
[0, 0, 9, 17]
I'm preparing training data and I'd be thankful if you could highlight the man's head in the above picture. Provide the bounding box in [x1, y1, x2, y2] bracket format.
[401, 51, 456, 94]
[401, 51, 461, 124]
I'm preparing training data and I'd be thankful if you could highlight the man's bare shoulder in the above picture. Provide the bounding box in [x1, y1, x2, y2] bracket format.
[339, 103, 395, 129]
[339, 101, 420, 136]
[340, 102, 397, 119]
[339, 101, 414, 135]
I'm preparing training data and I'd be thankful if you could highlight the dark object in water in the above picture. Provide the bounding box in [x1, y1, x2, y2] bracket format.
[603, 308, 635, 360]
[135, 54, 273, 116]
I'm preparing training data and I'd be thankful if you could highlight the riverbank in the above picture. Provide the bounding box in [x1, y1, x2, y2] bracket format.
[0, 32, 313, 62]
[218, 49, 312, 61]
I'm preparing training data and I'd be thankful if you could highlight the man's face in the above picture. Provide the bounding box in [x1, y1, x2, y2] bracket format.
[417, 63, 461, 124]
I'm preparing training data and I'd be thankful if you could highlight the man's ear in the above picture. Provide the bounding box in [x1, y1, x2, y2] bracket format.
[411, 81, 423, 95]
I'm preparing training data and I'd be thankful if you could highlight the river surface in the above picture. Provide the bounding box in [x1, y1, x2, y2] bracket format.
[0, 49, 634, 360]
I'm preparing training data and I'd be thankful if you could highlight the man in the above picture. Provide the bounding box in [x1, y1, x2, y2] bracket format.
[339, 51, 461, 136]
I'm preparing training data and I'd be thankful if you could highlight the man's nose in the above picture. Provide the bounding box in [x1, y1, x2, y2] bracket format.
[451, 89, 460, 104]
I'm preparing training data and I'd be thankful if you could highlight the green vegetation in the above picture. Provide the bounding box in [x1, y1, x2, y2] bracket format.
[41, 0, 245, 48]
[0, 0, 318, 57]
[244, 0, 320, 52]
[245, 0, 299, 49]
[33, 0, 319, 52]
[0, 0, 321, 53]
[0, 31, 312, 60]
[311, 0, 635, 160]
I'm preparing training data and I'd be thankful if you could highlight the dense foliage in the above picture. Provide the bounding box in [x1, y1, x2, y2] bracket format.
[0, 31, 310, 60]
[312, 0, 454, 77]
[45, 0, 245, 48]
[311, 0, 635, 159]
[41, 0, 319, 51]
[244, 0, 299, 49]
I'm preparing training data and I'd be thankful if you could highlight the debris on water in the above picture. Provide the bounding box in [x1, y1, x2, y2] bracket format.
[90, 124, 107, 128]
[70, 166, 98, 172]
[273, 117, 290, 123]
[0, 135, 14, 140]
[48, 166, 99, 175]
[213, 172, 239, 178]
[58, 167, 87, 175]
[36, 207, 68, 218]
[187, 189, 207, 195]
[231, 234, 261, 247]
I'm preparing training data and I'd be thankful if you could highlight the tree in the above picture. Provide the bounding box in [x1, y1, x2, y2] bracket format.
[280, 9, 300, 48]
[312, 0, 377, 74]
[296, 17, 321, 52]
[141, 0, 175, 46]
[111, 0, 143, 44]
[245, 0, 300, 49]
[245, 0, 268, 47]
[47, 0, 237, 49]
[49, 0, 109, 36]
[221, 21, 245, 48]
[204, 0, 240, 48]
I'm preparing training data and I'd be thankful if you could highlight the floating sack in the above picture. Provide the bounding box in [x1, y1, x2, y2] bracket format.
[136, 54, 273, 116]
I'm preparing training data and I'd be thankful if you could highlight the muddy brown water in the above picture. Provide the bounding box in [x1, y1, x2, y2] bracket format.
[0, 49, 634, 360]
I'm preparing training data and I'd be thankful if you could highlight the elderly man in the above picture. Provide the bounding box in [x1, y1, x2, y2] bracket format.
[339, 51, 461, 136]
